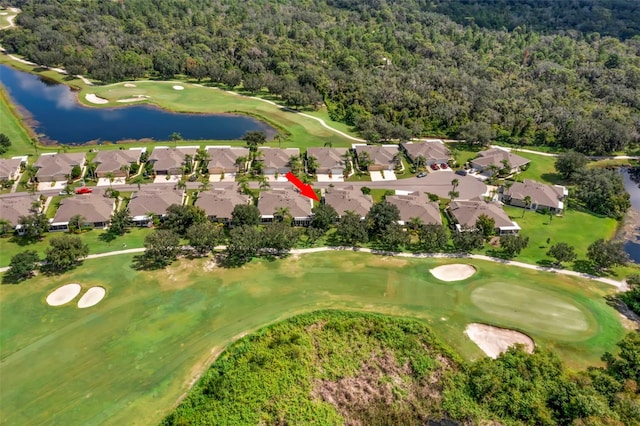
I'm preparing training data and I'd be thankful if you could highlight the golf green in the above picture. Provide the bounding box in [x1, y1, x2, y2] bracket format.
[0, 251, 626, 425]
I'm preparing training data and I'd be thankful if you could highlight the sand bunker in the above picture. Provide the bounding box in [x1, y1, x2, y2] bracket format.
[77, 287, 106, 308]
[465, 323, 535, 359]
[430, 264, 476, 281]
[124, 83, 136, 88]
[46, 283, 82, 306]
[85, 93, 108, 104]
[117, 97, 147, 103]
[172, 85, 184, 90]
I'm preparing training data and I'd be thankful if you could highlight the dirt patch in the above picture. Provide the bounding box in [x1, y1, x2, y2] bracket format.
[77, 287, 106, 308]
[312, 351, 448, 425]
[46, 283, 82, 306]
[465, 323, 535, 359]
[123, 83, 136, 88]
[367, 256, 408, 268]
[430, 264, 476, 281]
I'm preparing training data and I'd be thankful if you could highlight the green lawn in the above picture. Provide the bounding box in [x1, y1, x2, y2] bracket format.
[498, 205, 618, 267]
[0, 227, 152, 267]
[0, 87, 34, 158]
[0, 251, 625, 425]
[516, 152, 564, 185]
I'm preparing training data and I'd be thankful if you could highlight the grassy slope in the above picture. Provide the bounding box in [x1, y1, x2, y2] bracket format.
[0, 251, 625, 425]
[164, 311, 463, 425]
[0, 227, 152, 266]
[499, 205, 618, 266]
[0, 87, 34, 157]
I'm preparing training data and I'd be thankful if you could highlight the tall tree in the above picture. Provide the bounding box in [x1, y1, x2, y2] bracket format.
[44, 235, 89, 272]
[243, 131, 267, 153]
[232, 204, 261, 227]
[554, 151, 588, 180]
[143, 230, 181, 267]
[336, 210, 369, 246]
[310, 203, 338, 231]
[3, 250, 40, 283]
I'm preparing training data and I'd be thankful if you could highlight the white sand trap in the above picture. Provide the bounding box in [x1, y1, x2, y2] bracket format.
[430, 264, 476, 281]
[117, 98, 146, 103]
[77, 287, 106, 308]
[465, 323, 535, 359]
[46, 283, 82, 306]
[172, 85, 184, 90]
[124, 83, 136, 88]
[85, 93, 108, 104]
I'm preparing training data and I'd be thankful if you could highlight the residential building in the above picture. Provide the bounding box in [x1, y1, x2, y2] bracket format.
[195, 188, 252, 223]
[148, 147, 198, 175]
[502, 180, 568, 213]
[257, 188, 313, 226]
[306, 147, 349, 176]
[471, 148, 530, 176]
[352, 144, 399, 171]
[323, 186, 373, 219]
[401, 141, 451, 166]
[50, 195, 115, 231]
[0, 194, 39, 232]
[257, 147, 300, 176]
[33, 153, 86, 182]
[447, 199, 520, 234]
[420, 172, 488, 200]
[206, 146, 250, 174]
[386, 192, 442, 226]
[128, 188, 185, 226]
[0, 158, 22, 181]
[93, 150, 141, 177]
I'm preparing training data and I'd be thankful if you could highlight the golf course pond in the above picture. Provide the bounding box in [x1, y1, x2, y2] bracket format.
[0, 64, 275, 144]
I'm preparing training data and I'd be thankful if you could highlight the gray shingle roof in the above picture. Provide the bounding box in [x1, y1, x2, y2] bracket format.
[206, 147, 250, 173]
[195, 188, 251, 219]
[386, 192, 442, 225]
[401, 142, 450, 163]
[353, 144, 399, 167]
[257, 147, 300, 169]
[94, 150, 141, 174]
[0, 159, 22, 180]
[33, 153, 85, 181]
[258, 188, 312, 218]
[0, 194, 39, 226]
[472, 148, 530, 170]
[53, 195, 115, 224]
[128, 188, 184, 217]
[323, 185, 373, 218]
[507, 180, 566, 209]
[306, 147, 348, 172]
[149, 147, 197, 173]
[448, 199, 515, 229]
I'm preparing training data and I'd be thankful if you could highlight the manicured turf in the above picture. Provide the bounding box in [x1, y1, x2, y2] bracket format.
[0, 227, 152, 267]
[0, 251, 625, 425]
[499, 205, 618, 268]
[0, 87, 34, 157]
[516, 152, 564, 185]
[86, 81, 356, 148]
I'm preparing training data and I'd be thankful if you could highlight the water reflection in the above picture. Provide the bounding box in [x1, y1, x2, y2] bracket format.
[0, 64, 275, 144]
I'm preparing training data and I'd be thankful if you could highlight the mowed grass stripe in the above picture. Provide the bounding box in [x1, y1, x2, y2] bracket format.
[0, 252, 625, 426]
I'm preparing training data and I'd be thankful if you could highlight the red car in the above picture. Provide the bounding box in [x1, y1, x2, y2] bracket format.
[440, 163, 449, 169]
[75, 187, 93, 194]
[430, 163, 440, 171]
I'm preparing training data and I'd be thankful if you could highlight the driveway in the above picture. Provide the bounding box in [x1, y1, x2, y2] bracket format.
[97, 177, 126, 186]
[209, 173, 236, 183]
[317, 174, 344, 183]
[370, 171, 397, 182]
[154, 175, 181, 184]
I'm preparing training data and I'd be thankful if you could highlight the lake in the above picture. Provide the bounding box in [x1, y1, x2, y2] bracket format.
[621, 167, 640, 263]
[0, 64, 275, 144]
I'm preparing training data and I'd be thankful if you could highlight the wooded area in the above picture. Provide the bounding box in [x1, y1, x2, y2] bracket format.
[1, 0, 639, 154]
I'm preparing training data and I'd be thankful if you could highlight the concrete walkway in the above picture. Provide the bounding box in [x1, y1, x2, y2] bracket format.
[1, 246, 625, 290]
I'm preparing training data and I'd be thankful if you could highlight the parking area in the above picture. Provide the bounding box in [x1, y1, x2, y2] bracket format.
[96, 177, 126, 186]
[209, 173, 236, 183]
[153, 174, 182, 184]
[317, 173, 344, 183]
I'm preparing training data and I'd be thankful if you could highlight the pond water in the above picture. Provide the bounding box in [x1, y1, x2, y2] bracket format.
[621, 167, 640, 263]
[0, 64, 275, 144]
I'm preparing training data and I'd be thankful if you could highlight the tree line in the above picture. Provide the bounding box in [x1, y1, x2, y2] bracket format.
[1, 0, 639, 154]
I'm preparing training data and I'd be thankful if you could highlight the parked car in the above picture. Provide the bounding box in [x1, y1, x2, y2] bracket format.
[416, 172, 427, 178]
[455, 169, 467, 176]
[440, 163, 449, 169]
[75, 187, 93, 194]
[430, 163, 440, 171]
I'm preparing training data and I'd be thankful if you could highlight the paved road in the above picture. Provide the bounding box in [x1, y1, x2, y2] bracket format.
[1, 246, 626, 290]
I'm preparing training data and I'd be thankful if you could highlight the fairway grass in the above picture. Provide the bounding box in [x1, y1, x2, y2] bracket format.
[0, 251, 626, 425]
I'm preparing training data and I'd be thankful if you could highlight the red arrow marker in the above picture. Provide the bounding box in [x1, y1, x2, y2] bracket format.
[285, 172, 319, 201]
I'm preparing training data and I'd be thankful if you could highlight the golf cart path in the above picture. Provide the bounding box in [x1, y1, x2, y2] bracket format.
[1, 246, 625, 290]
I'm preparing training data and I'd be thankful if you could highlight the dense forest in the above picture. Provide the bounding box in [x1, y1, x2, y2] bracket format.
[430, 0, 640, 39]
[164, 311, 640, 425]
[1, 0, 639, 154]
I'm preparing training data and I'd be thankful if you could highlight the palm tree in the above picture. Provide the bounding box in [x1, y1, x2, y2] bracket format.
[289, 155, 303, 176]
[0, 218, 11, 235]
[357, 151, 372, 173]
[31, 138, 39, 154]
[274, 133, 284, 148]
[522, 195, 532, 218]
[131, 175, 144, 191]
[86, 160, 98, 180]
[235, 156, 248, 173]
[451, 178, 459, 191]
[69, 214, 85, 233]
[448, 190, 459, 201]
[407, 217, 424, 236]
[323, 141, 333, 148]
[198, 177, 211, 192]
[176, 179, 187, 191]
[274, 206, 292, 224]
[393, 151, 404, 170]
[105, 172, 115, 189]
[306, 155, 319, 175]
[170, 132, 182, 148]
[119, 164, 130, 179]
[195, 148, 210, 172]
[414, 155, 426, 171]
[258, 175, 270, 190]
